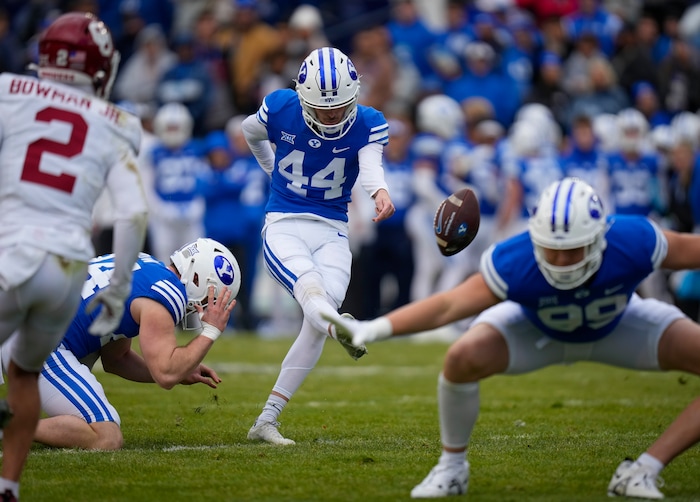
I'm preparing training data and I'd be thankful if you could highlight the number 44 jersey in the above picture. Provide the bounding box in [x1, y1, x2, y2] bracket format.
[0, 73, 147, 264]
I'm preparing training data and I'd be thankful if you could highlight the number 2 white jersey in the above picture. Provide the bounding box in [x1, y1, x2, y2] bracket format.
[0, 73, 147, 262]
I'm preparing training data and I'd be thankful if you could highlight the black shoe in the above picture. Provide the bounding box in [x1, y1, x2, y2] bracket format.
[0, 400, 13, 429]
[1, 489, 17, 502]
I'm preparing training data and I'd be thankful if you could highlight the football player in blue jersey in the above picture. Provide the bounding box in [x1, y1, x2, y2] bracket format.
[327, 177, 700, 499]
[0, 238, 239, 450]
[242, 47, 395, 445]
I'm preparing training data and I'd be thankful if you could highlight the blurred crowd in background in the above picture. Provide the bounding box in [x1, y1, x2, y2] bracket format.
[4, 0, 700, 336]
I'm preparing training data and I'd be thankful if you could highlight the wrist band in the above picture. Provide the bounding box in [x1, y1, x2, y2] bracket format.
[199, 322, 222, 341]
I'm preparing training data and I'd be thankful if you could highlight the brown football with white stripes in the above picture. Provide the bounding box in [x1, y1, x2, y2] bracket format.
[433, 188, 480, 256]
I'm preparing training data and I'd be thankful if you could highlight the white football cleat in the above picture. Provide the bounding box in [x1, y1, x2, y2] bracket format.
[411, 461, 469, 498]
[334, 313, 367, 361]
[247, 420, 296, 445]
[607, 459, 664, 499]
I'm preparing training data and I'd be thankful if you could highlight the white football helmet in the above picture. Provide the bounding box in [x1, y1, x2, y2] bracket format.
[592, 113, 619, 152]
[154, 102, 193, 149]
[416, 94, 464, 140]
[528, 178, 607, 290]
[296, 47, 360, 140]
[616, 108, 648, 153]
[671, 111, 700, 148]
[170, 238, 241, 329]
[509, 120, 543, 157]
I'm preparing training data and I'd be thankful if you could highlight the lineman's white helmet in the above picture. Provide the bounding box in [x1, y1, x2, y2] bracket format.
[528, 178, 607, 290]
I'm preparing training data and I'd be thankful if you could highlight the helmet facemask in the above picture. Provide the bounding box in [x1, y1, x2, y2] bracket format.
[529, 178, 607, 290]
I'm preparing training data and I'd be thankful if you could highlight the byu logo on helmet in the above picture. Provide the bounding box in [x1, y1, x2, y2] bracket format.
[215, 256, 235, 286]
[298, 61, 308, 84]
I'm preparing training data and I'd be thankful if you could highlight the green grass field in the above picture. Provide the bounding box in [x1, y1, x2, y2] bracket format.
[14, 333, 700, 501]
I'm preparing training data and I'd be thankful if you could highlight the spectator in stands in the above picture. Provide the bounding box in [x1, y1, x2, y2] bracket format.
[155, 32, 214, 138]
[658, 37, 700, 115]
[0, 8, 23, 74]
[443, 41, 521, 127]
[611, 22, 659, 97]
[192, 8, 236, 132]
[561, 0, 623, 57]
[113, 24, 177, 105]
[523, 51, 570, 131]
[224, 0, 283, 115]
[567, 57, 629, 129]
[283, 4, 330, 85]
[561, 31, 606, 97]
[385, 0, 440, 93]
[632, 81, 672, 128]
[350, 25, 397, 112]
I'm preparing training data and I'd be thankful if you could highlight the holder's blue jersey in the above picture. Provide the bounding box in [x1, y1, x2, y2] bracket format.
[256, 89, 389, 222]
[481, 215, 667, 343]
[62, 253, 188, 360]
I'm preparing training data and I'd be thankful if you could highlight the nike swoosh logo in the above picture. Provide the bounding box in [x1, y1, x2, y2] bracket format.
[332, 146, 350, 153]
[604, 284, 624, 295]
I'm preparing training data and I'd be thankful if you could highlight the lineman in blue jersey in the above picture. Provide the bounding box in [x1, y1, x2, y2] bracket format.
[242, 47, 395, 445]
[328, 178, 700, 499]
[0, 238, 239, 450]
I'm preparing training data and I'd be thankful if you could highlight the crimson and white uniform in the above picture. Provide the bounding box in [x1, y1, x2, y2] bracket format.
[0, 73, 148, 371]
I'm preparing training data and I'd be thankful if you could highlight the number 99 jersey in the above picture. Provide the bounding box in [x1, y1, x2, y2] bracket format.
[0, 73, 146, 263]
[480, 215, 667, 343]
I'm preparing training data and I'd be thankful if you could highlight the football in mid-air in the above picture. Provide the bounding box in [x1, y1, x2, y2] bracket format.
[434, 188, 480, 256]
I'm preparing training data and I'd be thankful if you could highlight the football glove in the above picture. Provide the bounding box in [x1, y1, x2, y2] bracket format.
[322, 314, 393, 346]
[86, 285, 129, 336]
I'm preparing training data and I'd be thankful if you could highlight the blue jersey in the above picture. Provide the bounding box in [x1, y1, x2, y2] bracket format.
[409, 132, 454, 196]
[481, 215, 667, 343]
[257, 89, 388, 222]
[503, 155, 563, 218]
[151, 140, 208, 203]
[443, 139, 502, 217]
[607, 152, 659, 216]
[62, 253, 187, 360]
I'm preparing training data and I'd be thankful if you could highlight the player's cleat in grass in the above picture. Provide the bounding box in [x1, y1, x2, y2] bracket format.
[608, 459, 665, 499]
[334, 313, 367, 361]
[0, 400, 12, 429]
[0, 489, 17, 502]
[247, 420, 296, 445]
[411, 461, 469, 498]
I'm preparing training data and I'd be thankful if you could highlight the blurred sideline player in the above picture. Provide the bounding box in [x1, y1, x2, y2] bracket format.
[148, 102, 208, 264]
[0, 238, 239, 450]
[0, 12, 148, 500]
[328, 178, 700, 499]
[242, 46, 395, 445]
[201, 116, 269, 331]
[405, 94, 465, 302]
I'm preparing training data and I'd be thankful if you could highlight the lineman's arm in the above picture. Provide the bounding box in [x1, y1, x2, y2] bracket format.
[662, 230, 700, 270]
[326, 273, 501, 345]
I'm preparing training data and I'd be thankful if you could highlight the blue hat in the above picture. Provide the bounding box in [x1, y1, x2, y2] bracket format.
[540, 51, 561, 67]
[632, 81, 655, 99]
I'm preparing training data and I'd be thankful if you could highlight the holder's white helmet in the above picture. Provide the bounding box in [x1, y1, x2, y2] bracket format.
[295, 47, 360, 140]
[528, 178, 607, 290]
[170, 238, 241, 329]
[416, 94, 464, 140]
[154, 102, 193, 149]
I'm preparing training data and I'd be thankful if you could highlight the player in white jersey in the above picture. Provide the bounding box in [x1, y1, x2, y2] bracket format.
[0, 12, 148, 500]
[328, 178, 700, 499]
[242, 47, 395, 445]
[0, 238, 239, 450]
